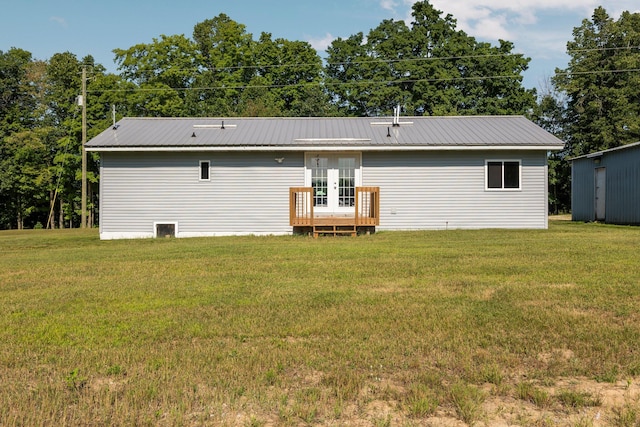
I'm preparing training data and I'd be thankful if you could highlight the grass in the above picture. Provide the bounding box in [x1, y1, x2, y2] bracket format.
[0, 222, 639, 425]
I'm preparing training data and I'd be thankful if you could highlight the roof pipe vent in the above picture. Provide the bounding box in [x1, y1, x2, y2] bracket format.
[387, 127, 391, 137]
[392, 105, 401, 127]
[191, 132, 196, 138]
[221, 120, 225, 130]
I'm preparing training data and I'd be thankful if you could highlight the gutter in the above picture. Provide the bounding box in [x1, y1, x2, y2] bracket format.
[86, 145, 565, 153]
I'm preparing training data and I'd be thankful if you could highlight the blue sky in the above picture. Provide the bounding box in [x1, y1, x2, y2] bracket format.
[1, 0, 638, 91]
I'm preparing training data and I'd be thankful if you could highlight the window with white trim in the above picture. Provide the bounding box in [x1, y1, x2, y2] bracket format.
[199, 160, 210, 181]
[486, 160, 520, 190]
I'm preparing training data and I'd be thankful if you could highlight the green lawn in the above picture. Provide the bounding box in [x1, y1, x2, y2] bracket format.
[1, 223, 639, 426]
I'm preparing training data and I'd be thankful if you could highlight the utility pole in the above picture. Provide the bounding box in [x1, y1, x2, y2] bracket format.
[81, 66, 87, 228]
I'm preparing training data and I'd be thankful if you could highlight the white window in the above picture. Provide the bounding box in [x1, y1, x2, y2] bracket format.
[199, 160, 210, 181]
[486, 160, 521, 190]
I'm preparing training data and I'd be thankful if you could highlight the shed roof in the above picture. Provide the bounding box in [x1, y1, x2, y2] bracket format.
[86, 116, 565, 152]
[570, 141, 640, 161]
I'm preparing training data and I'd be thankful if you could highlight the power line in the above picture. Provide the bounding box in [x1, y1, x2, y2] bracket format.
[567, 45, 640, 53]
[86, 67, 640, 94]
[105, 45, 640, 75]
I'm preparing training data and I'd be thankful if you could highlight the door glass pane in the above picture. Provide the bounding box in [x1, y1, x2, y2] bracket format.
[338, 157, 355, 207]
[311, 157, 328, 207]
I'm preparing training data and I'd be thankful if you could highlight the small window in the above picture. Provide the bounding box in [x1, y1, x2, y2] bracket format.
[486, 160, 520, 190]
[199, 160, 210, 181]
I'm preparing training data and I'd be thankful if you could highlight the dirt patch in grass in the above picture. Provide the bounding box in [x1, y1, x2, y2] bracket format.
[227, 377, 640, 426]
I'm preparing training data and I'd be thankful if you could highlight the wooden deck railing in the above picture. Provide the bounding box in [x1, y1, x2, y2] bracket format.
[289, 187, 380, 227]
[289, 187, 314, 226]
[355, 186, 380, 226]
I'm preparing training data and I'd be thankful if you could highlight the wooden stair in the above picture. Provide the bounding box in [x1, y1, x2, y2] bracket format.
[313, 217, 357, 238]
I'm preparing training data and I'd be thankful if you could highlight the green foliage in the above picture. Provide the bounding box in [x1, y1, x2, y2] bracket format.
[113, 34, 199, 89]
[553, 7, 640, 157]
[0, 128, 55, 228]
[538, 6, 640, 214]
[325, 1, 536, 116]
[0, 48, 37, 138]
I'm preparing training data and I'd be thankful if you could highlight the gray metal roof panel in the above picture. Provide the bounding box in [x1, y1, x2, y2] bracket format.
[570, 141, 640, 161]
[86, 116, 565, 149]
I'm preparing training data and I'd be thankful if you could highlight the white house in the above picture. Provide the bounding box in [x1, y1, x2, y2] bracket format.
[85, 115, 564, 239]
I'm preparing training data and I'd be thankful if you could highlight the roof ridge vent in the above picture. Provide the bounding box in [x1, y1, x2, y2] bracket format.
[193, 123, 237, 129]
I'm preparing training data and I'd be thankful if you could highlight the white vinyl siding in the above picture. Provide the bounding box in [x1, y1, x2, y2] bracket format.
[362, 151, 548, 230]
[99, 152, 304, 238]
[97, 149, 549, 239]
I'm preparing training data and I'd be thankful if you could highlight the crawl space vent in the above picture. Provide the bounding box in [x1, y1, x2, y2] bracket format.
[156, 223, 175, 238]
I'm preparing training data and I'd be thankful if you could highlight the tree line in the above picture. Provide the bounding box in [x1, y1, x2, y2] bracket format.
[1, 1, 639, 229]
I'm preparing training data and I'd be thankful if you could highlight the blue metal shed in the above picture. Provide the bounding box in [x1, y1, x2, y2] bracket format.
[571, 142, 640, 224]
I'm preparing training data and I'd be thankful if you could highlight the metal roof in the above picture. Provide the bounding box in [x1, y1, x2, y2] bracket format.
[86, 116, 565, 152]
[570, 141, 640, 161]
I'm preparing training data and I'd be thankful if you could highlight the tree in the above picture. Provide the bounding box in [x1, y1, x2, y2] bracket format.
[553, 7, 640, 157]
[0, 48, 37, 138]
[251, 33, 332, 116]
[549, 7, 640, 213]
[0, 48, 40, 228]
[113, 34, 197, 117]
[325, 1, 536, 117]
[532, 88, 571, 213]
[113, 34, 199, 90]
[190, 14, 256, 116]
[0, 128, 54, 228]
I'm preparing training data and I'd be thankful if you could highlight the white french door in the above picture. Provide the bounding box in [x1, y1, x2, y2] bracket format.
[305, 153, 361, 215]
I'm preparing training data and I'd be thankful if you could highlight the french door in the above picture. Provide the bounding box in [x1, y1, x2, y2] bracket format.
[305, 153, 361, 215]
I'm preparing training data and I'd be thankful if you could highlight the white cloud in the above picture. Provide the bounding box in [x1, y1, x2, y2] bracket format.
[380, 0, 398, 11]
[467, 13, 513, 40]
[407, 0, 638, 40]
[391, 0, 639, 89]
[307, 33, 336, 53]
[50, 16, 68, 28]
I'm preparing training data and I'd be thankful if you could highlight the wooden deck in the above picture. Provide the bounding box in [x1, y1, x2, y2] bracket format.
[289, 187, 380, 237]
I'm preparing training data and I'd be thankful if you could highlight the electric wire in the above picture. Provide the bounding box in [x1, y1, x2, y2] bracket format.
[101, 45, 640, 74]
[86, 67, 640, 94]
[82, 44, 640, 93]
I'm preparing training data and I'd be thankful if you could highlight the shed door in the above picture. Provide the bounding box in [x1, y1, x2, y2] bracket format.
[595, 167, 606, 221]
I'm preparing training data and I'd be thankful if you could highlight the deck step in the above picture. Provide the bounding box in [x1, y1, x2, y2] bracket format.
[313, 224, 357, 238]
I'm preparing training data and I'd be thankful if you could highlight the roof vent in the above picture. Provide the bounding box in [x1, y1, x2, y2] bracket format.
[392, 105, 401, 127]
[193, 123, 237, 129]
[191, 132, 196, 138]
